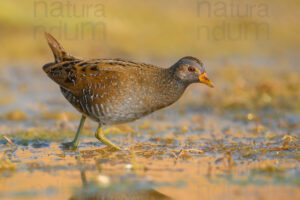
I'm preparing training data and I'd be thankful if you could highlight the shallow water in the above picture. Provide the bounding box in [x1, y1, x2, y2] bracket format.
[0, 66, 299, 200]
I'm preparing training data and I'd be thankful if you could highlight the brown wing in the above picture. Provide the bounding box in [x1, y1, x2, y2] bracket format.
[44, 59, 142, 96]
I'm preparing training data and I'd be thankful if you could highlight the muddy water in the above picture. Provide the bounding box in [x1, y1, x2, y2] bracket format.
[0, 66, 299, 200]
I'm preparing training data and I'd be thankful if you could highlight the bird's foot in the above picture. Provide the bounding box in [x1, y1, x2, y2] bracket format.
[95, 127, 122, 151]
[61, 141, 78, 150]
[95, 134, 122, 151]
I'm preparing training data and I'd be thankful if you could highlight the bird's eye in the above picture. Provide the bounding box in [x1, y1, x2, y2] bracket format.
[188, 66, 196, 72]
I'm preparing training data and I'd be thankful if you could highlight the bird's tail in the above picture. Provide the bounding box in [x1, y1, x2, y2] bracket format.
[44, 32, 76, 63]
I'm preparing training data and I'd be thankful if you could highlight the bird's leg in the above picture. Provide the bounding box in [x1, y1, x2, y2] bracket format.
[62, 115, 86, 149]
[95, 125, 121, 150]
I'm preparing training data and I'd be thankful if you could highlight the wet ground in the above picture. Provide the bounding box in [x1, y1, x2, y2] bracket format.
[0, 65, 299, 200]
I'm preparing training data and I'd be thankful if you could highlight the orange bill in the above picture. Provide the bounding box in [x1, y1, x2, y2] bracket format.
[199, 73, 214, 88]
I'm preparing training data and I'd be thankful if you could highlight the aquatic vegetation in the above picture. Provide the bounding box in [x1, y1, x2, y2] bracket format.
[0, 108, 299, 199]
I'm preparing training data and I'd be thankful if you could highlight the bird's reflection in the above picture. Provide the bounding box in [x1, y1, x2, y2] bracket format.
[69, 169, 172, 200]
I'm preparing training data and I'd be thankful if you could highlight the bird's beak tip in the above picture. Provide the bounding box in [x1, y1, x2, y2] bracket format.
[199, 73, 214, 88]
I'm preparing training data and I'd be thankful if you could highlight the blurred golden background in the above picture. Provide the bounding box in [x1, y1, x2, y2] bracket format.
[0, 0, 299, 62]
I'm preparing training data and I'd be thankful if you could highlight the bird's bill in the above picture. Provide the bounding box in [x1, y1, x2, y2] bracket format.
[199, 73, 214, 88]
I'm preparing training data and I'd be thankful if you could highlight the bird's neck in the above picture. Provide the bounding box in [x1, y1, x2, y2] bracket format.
[151, 68, 188, 109]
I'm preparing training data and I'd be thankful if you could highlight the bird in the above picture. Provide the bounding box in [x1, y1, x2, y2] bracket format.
[42, 32, 214, 150]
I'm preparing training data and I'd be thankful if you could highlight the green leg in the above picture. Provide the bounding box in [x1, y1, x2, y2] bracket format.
[62, 115, 86, 149]
[95, 125, 121, 150]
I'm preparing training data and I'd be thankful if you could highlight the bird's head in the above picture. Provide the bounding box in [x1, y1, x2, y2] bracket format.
[171, 56, 214, 87]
